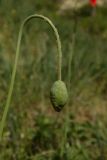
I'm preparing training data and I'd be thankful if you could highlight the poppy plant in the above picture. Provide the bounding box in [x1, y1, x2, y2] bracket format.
[90, 0, 97, 7]
[0, 14, 68, 141]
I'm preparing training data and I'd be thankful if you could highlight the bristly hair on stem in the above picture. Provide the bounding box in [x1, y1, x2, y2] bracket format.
[0, 14, 62, 141]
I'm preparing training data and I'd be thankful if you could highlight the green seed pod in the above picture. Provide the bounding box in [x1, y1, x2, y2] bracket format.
[50, 80, 68, 112]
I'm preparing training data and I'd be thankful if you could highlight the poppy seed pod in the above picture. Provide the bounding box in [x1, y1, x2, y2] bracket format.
[50, 80, 68, 112]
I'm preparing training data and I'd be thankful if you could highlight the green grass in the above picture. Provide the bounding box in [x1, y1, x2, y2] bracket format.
[0, 0, 107, 159]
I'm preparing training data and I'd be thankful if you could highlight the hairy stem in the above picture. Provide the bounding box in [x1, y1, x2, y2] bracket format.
[0, 14, 62, 141]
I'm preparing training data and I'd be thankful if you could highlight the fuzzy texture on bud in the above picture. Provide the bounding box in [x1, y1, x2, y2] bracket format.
[50, 80, 68, 112]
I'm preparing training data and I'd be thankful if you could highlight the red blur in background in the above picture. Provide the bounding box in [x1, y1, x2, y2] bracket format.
[90, 0, 97, 7]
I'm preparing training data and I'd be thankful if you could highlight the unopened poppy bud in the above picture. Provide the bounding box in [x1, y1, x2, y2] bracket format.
[50, 80, 68, 112]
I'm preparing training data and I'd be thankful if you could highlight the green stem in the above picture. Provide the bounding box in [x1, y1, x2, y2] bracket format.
[60, 7, 78, 157]
[0, 14, 62, 141]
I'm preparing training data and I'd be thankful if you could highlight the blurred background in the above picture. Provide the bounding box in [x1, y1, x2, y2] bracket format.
[0, 0, 107, 159]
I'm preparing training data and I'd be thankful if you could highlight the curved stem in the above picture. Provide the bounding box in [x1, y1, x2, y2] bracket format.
[0, 14, 62, 141]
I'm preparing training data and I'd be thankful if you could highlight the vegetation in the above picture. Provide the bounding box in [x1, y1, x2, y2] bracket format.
[0, 0, 107, 159]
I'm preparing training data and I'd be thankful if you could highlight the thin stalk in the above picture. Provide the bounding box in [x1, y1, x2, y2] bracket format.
[91, 7, 105, 159]
[0, 14, 62, 141]
[68, 17, 78, 89]
[33, 150, 55, 158]
[60, 2, 78, 156]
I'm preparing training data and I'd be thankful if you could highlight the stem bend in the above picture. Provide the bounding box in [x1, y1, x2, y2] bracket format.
[0, 14, 62, 140]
